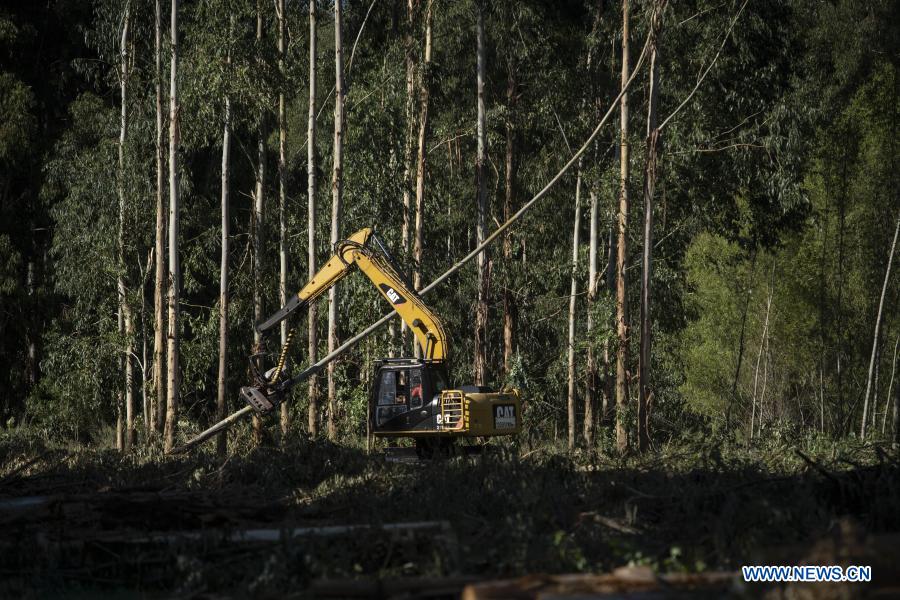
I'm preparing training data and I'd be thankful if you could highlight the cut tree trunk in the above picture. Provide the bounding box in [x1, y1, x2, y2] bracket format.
[164, 0, 180, 454]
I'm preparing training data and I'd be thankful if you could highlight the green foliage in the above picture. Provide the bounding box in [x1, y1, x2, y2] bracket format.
[0, 0, 896, 449]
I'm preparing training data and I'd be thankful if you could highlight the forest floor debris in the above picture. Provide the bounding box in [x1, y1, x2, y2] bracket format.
[1, 430, 898, 598]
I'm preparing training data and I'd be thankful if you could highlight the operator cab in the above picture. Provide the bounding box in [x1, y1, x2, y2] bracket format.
[371, 358, 449, 433]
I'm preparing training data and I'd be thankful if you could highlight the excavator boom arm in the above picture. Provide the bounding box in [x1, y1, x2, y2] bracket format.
[256, 227, 448, 362]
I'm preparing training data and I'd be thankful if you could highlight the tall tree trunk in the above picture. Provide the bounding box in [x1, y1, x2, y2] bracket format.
[474, 1, 489, 386]
[503, 62, 517, 376]
[751, 259, 775, 441]
[412, 0, 432, 359]
[836, 160, 847, 434]
[152, 0, 166, 436]
[400, 0, 417, 353]
[730, 250, 757, 429]
[602, 220, 615, 423]
[307, 0, 319, 437]
[614, 0, 630, 454]
[117, 1, 133, 451]
[327, 0, 345, 440]
[862, 216, 899, 438]
[883, 335, 898, 436]
[583, 0, 604, 448]
[637, 2, 664, 453]
[277, 0, 289, 437]
[567, 164, 583, 451]
[252, 3, 267, 445]
[584, 187, 598, 445]
[216, 33, 232, 458]
[163, 0, 180, 454]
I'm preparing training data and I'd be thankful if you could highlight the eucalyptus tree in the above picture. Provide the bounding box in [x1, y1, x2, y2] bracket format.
[116, 0, 133, 451]
[637, 0, 666, 453]
[164, 0, 181, 453]
[307, 0, 319, 437]
[328, 0, 346, 440]
[152, 0, 166, 435]
[473, 0, 488, 386]
[251, 0, 268, 445]
[615, 0, 631, 454]
[276, 0, 289, 437]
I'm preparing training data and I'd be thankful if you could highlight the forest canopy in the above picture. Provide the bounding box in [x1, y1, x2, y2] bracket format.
[0, 0, 898, 453]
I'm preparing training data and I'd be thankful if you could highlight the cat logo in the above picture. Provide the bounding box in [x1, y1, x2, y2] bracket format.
[379, 283, 407, 305]
[493, 404, 516, 429]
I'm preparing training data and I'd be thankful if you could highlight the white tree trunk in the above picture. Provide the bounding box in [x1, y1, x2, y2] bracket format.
[882, 335, 898, 435]
[615, 0, 630, 454]
[413, 0, 433, 359]
[252, 3, 267, 444]
[307, 0, 319, 437]
[567, 163, 583, 451]
[751, 259, 775, 441]
[400, 0, 416, 352]
[862, 216, 899, 438]
[327, 0, 345, 440]
[638, 3, 664, 452]
[152, 0, 166, 436]
[163, 0, 180, 453]
[474, 1, 489, 386]
[117, 1, 133, 451]
[216, 45, 232, 458]
[277, 0, 289, 437]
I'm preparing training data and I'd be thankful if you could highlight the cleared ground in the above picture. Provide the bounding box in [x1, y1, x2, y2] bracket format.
[1, 431, 897, 598]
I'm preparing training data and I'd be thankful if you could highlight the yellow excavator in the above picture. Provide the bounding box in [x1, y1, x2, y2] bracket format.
[241, 227, 521, 455]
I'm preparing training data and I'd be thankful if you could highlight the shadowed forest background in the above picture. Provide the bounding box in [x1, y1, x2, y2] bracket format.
[0, 0, 899, 595]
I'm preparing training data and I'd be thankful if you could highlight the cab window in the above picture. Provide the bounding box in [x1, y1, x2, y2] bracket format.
[409, 369, 423, 409]
[378, 370, 396, 406]
[431, 369, 448, 394]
